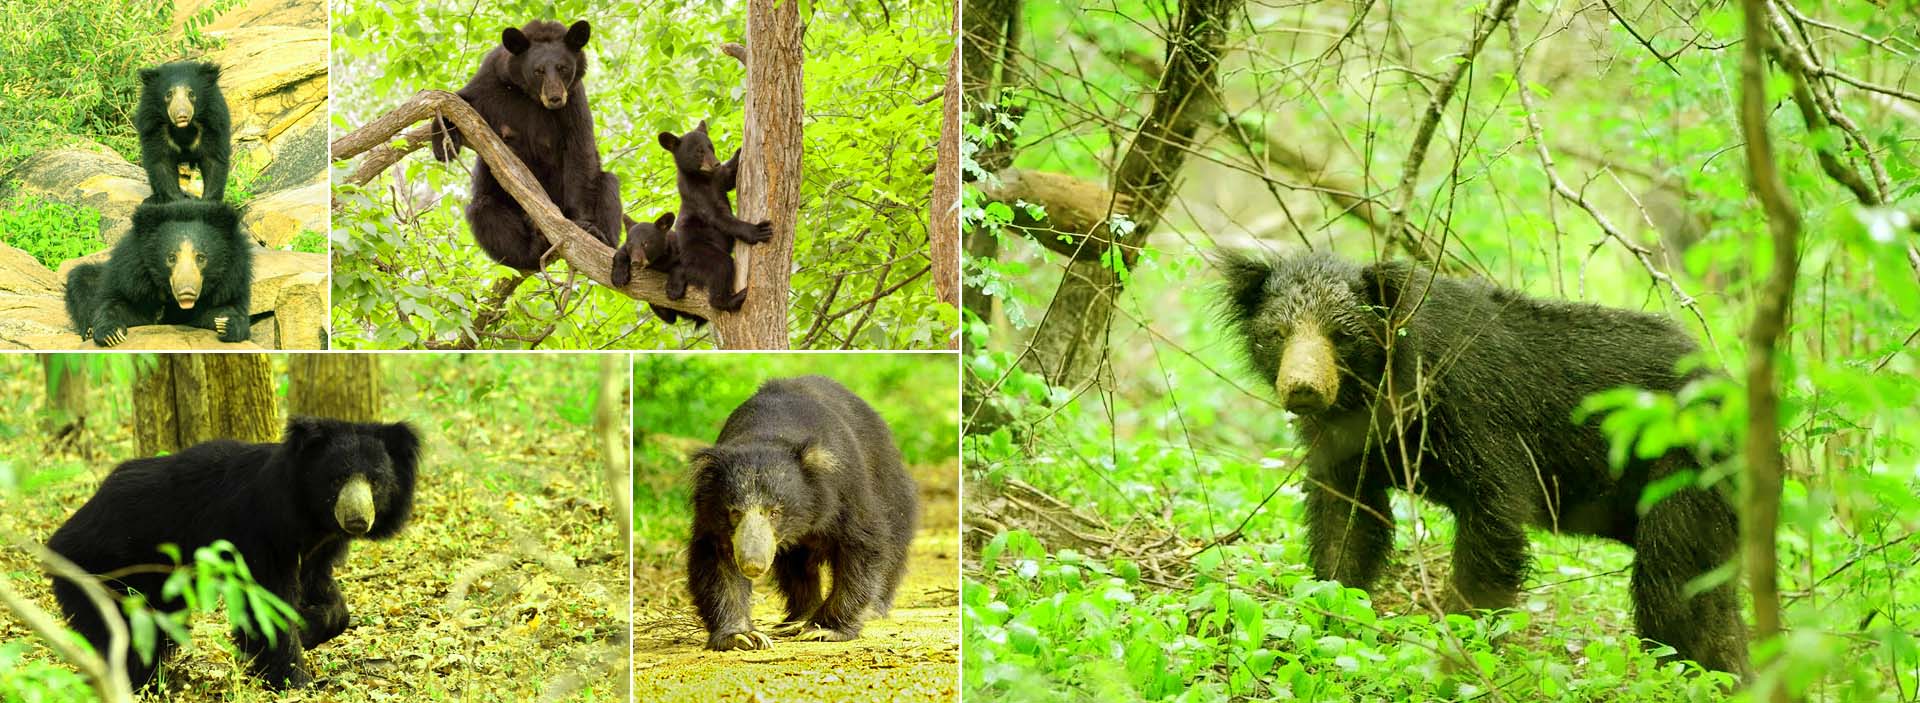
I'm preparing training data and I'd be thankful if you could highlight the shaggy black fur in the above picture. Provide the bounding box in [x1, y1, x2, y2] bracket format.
[1215, 251, 1747, 677]
[687, 376, 917, 651]
[135, 61, 231, 202]
[658, 122, 768, 312]
[46, 418, 420, 690]
[64, 199, 252, 347]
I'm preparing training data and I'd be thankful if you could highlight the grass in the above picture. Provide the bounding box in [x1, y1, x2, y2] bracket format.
[0, 196, 102, 268]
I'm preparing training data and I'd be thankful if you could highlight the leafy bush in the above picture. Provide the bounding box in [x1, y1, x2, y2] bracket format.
[0, 196, 102, 268]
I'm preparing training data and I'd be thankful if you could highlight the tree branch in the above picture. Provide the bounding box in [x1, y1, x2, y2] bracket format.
[328, 90, 719, 322]
[2, 539, 135, 702]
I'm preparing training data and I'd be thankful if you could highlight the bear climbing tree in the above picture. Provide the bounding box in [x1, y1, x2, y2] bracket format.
[328, 2, 803, 349]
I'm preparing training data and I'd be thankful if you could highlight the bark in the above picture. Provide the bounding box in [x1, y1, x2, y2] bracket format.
[133, 355, 278, 456]
[959, 0, 1020, 326]
[1023, 0, 1243, 389]
[41, 355, 87, 452]
[595, 355, 632, 535]
[929, 0, 964, 323]
[329, 91, 720, 323]
[1738, 0, 1798, 696]
[714, 0, 805, 349]
[288, 354, 382, 422]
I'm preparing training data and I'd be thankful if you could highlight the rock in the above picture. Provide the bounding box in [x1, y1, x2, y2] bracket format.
[273, 276, 326, 350]
[242, 181, 326, 248]
[255, 121, 328, 192]
[203, 29, 326, 171]
[249, 250, 327, 318]
[0, 242, 61, 296]
[3, 147, 151, 244]
[175, 0, 325, 34]
[0, 294, 75, 349]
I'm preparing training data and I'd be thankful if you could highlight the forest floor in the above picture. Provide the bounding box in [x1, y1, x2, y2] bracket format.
[632, 459, 960, 703]
[0, 359, 631, 701]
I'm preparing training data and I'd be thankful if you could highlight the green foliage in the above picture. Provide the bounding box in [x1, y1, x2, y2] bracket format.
[0, 196, 101, 268]
[288, 229, 325, 255]
[329, 0, 953, 349]
[965, 2, 1920, 700]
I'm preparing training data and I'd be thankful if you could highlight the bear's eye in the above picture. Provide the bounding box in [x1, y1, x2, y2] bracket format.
[166, 254, 176, 265]
[728, 508, 743, 523]
[196, 253, 207, 265]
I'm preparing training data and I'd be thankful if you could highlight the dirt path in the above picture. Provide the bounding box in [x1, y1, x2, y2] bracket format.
[633, 462, 959, 702]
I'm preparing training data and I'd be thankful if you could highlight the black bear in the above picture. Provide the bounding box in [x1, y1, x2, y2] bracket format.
[431, 19, 622, 271]
[610, 211, 707, 325]
[135, 61, 232, 202]
[687, 376, 918, 651]
[658, 121, 770, 312]
[1214, 251, 1747, 677]
[46, 417, 420, 690]
[64, 199, 253, 347]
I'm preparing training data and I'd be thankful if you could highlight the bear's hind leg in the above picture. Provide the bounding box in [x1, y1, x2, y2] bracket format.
[799, 542, 888, 642]
[467, 193, 544, 271]
[769, 546, 824, 636]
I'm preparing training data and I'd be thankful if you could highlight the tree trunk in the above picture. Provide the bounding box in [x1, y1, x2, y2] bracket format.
[929, 0, 963, 333]
[595, 355, 632, 536]
[288, 354, 382, 422]
[1737, 0, 1798, 694]
[134, 355, 278, 456]
[41, 355, 88, 453]
[1022, 0, 1242, 389]
[714, 0, 805, 349]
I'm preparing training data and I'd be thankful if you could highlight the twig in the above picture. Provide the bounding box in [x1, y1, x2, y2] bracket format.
[3, 540, 135, 702]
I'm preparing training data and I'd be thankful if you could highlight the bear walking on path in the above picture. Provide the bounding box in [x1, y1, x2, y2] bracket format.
[64, 199, 253, 347]
[1215, 251, 1748, 678]
[136, 61, 232, 203]
[432, 19, 622, 271]
[687, 376, 918, 651]
[47, 418, 421, 690]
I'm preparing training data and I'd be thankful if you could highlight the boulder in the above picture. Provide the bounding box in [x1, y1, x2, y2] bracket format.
[2, 146, 151, 244]
[174, 0, 325, 34]
[243, 181, 326, 248]
[203, 29, 326, 170]
[0, 242, 61, 296]
[36, 248, 326, 349]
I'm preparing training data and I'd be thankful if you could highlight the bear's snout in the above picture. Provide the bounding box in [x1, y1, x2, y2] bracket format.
[1276, 327, 1338, 415]
[335, 476, 376, 535]
[731, 507, 775, 578]
[540, 77, 568, 109]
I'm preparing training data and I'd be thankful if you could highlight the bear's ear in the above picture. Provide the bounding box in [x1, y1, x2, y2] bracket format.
[1357, 260, 1421, 313]
[502, 27, 531, 54]
[794, 440, 840, 475]
[196, 63, 221, 85]
[1211, 249, 1273, 322]
[655, 212, 675, 230]
[284, 416, 331, 456]
[130, 203, 165, 233]
[565, 20, 591, 50]
[381, 422, 421, 479]
[694, 119, 709, 134]
[203, 202, 241, 234]
[138, 67, 159, 84]
[688, 447, 723, 475]
[657, 131, 680, 152]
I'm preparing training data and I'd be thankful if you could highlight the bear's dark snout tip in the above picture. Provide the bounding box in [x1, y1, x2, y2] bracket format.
[342, 517, 371, 535]
[1282, 385, 1329, 414]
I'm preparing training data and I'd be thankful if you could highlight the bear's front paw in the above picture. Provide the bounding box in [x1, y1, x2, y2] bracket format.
[795, 626, 858, 642]
[95, 324, 128, 348]
[769, 620, 809, 637]
[706, 630, 774, 651]
[713, 288, 748, 313]
[264, 664, 314, 690]
[747, 221, 774, 243]
[216, 315, 250, 343]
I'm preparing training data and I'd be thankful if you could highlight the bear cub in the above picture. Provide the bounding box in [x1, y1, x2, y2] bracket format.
[136, 61, 232, 202]
[1215, 251, 1747, 677]
[658, 121, 770, 312]
[432, 19, 623, 271]
[65, 199, 253, 347]
[687, 376, 918, 651]
[47, 418, 421, 690]
[610, 211, 707, 325]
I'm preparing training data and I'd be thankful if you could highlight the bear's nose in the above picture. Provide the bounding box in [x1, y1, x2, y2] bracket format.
[343, 517, 370, 535]
[1282, 385, 1329, 414]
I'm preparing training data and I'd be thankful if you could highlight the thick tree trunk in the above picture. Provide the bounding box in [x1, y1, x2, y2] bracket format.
[288, 354, 382, 422]
[133, 354, 278, 456]
[1022, 0, 1242, 389]
[41, 355, 87, 453]
[713, 0, 804, 349]
[929, 0, 963, 328]
[595, 355, 632, 535]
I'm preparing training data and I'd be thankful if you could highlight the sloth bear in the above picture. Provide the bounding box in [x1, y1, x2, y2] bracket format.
[47, 418, 421, 690]
[135, 61, 232, 202]
[431, 19, 622, 270]
[1215, 251, 1747, 677]
[658, 121, 769, 312]
[687, 376, 918, 651]
[64, 199, 253, 347]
